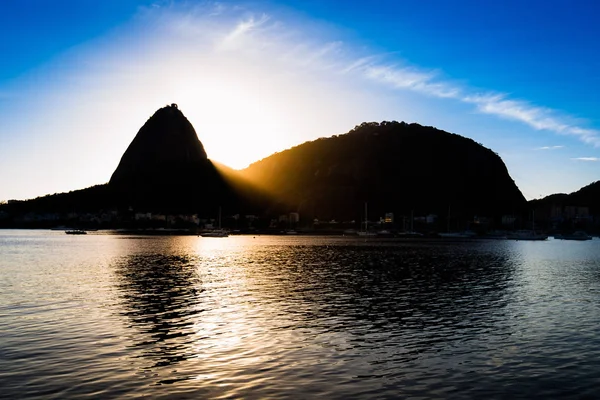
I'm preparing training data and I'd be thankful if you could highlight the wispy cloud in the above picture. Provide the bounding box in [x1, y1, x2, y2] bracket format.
[219, 13, 270, 50]
[296, 28, 600, 147]
[536, 145, 564, 150]
[571, 157, 599, 161]
[358, 64, 600, 146]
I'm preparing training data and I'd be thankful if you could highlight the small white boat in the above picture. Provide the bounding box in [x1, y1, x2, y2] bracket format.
[200, 229, 228, 238]
[65, 230, 87, 235]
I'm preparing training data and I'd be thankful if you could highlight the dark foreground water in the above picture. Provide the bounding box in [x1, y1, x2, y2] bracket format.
[2, 230, 600, 399]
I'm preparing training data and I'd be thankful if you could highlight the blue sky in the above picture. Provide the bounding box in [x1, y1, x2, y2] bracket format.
[1, 0, 599, 201]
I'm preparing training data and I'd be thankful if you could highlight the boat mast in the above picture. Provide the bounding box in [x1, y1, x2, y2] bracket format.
[364, 202, 368, 232]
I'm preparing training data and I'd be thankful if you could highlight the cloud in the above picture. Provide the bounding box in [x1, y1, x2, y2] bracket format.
[571, 157, 599, 161]
[535, 145, 564, 150]
[362, 70, 600, 146]
[463, 96, 600, 146]
[219, 13, 270, 50]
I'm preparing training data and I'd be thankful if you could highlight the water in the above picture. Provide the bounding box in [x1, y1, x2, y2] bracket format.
[2, 230, 600, 399]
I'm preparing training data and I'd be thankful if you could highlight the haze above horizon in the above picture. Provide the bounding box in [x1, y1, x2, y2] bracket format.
[1, 0, 599, 201]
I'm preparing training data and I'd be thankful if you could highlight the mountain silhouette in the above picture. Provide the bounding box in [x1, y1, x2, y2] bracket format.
[239, 121, 527, 223]
[566, 180, 600, 213]
[110, 104, 208, 186]
[531, 180, 600, 218]
[2, 109, 534, 229]
[109, 104, 229, 213]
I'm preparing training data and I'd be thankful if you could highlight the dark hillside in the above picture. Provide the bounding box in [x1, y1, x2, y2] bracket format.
[241, 121, 527, 222]
[567, 181, 600, 213]
[109, 104, 232, 213]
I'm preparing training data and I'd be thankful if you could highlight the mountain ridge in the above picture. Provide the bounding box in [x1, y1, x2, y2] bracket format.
[238, 120, 527, 222]
[0, 107, 563, 230]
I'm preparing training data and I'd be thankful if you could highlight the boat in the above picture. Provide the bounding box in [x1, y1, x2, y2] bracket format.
[554, 231, 592, 241]
[439, 206, 477, 238]
[439, 231, 477, 238]
[200, 230, 229, 238]
[506, 230, 548, 241]
[358, 202, 377, 236]
[65, 230, 87, 235]
[507, 211, 548, 241]
[357, 230, 377, 237]
[395, 211, 423, 237]
[396, 231, 423, 238]
[200, 207, 228, 238]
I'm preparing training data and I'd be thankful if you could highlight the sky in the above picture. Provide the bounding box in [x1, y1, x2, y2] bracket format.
[1, 0, 599, 201]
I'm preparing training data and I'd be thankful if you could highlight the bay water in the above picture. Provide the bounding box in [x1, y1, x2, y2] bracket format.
[2, 230, 600, 398]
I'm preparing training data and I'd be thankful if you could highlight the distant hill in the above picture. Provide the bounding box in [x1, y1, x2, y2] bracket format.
[567, 181, 600, 213]
[530, 180, 600, 214]
[239, 121, 527, 222]
[1, 184, 111, 214]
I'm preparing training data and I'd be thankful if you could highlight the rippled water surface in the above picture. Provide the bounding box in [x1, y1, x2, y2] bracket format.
[2, 230, 600, 398]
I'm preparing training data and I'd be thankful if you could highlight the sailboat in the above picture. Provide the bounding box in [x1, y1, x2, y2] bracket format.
[201, 207, 229, 237]
[357, 202, 377, 237]
[506, 211, 547, 240]
[396, 210, 422, 237]
[438, 205, 476, 238]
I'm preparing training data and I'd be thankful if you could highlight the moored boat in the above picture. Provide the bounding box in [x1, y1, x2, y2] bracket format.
[200, 229, 229, 238]
[65, 230, 87, 235]
[507, 211, 548, 241]
[506, 230, 548, 240]
[358, 202, 376, 236]
[439, 230, 477, 238]
[357, 230, 377, 237]
[396, 231, 423, 238]
[200, 207, 228, 237]
[554, 231, 592, 241]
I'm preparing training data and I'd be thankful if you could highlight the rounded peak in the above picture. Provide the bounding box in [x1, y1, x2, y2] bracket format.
[151, 103, 184, 117]
[109, 103, 209, 186]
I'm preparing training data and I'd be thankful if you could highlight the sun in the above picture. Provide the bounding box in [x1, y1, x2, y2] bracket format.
[170, 74, 296, 170]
